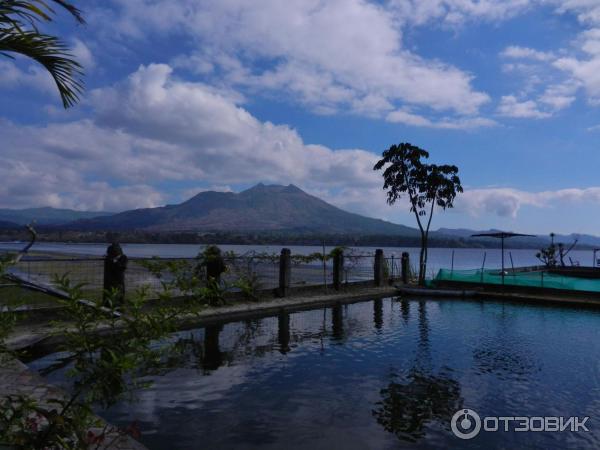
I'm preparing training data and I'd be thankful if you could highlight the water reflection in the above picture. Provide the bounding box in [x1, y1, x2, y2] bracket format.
[202, 324, 224, 372]
[471, 307, 541, 381]
[29, 297, 600, 450]
[277, 312, 291, 354]
[373, 370, 463, 442]
[473, 345, 539, 381]
[373, 300, 464, 442]
[373, 298, 383, 330]
[400, 297, 410, 323]
[331, 303, 345, 341]
[417, 301, 430, 367]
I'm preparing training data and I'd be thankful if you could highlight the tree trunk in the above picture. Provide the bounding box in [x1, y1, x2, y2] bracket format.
[423, 236, 428, 284]
[418, 233, 427, 286]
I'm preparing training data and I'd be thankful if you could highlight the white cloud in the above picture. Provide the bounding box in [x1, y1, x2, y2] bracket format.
[95, 0, 491, 120]
[497, 82, 578, 119]
[538, 82, 578, 110]
[554, 56, 600, 103]
[96, 0, 600, 126]
[0, 39, 92, 98]
[5, 61, 600, 226]
[501, 45, 554, 61]
[71, 39, 95, 71]
[0, 64, 382, 210]
[390, 0, 534, 26]
[89, 64, 380, 187]
[492, 3, 600, 117]
[0, 60, 56, 95]
[7, 62, 599, 222]
[386, 109, 497, 129]
[497, 95, 552, 118]
[458, 186, 600, 218]
[496, 2, 600, 111]
[587, 123, 600, 132]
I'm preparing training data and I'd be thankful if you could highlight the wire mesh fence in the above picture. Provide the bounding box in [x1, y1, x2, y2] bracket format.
[8, 251, 382, 302]
[224, 254, 280, 290]
[344, 255, 375, 283]
[10, 257, 105, 299]
[435, 268, 600, 293]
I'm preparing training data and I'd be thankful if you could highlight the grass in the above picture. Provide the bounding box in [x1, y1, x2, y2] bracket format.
[0, 278, 61, 308]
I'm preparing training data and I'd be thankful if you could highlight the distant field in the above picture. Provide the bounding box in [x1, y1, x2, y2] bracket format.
[0, 277, 61, 307]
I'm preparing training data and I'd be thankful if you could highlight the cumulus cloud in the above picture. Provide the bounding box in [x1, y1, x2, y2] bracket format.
[554, 56, 600, 103]
[0, 64, 382, 210]
[497, 2, 600, 113]
[386, 109, 497, 129]
[497, 95, 552, 119]
[92, 0, 600, 125]
[390, 0, 534, 26]
[0, 60, 56, 96]
[71, 39, 95, 71]
[90, 64, 380, 188]
[501, 45, 554, 61]
[5, 62, 600, 222]
[538, 82, 578, 110]
[93, 0, 491, 122]
[457, 187, 600, 219]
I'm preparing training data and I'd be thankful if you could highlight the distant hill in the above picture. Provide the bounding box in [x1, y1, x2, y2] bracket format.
[68, 183, 420, 235]
[436, 227, 600, 248]
[0, 207, 111, 226]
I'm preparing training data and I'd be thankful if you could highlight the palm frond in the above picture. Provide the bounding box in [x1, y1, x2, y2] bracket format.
[0, 0, 83, 26]
[0, 0, 84, 107]
[0, 30, 83, 107]
[47, 0, 84, 23]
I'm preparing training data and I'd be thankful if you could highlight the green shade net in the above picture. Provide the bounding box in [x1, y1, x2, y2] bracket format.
[435, 268, 600, 293]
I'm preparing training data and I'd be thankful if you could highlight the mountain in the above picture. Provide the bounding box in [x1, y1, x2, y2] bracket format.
[69, 183, 420, 235]
[0, 207, 112, 226]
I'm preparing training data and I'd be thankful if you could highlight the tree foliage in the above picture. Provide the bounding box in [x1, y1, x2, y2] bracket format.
[0, 0, 85, 107]
[536, 233, 579, 267]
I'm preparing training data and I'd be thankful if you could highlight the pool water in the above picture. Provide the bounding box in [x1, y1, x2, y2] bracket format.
[31, 298, 600, 449]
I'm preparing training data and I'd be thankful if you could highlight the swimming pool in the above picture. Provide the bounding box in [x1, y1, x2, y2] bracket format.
[30, 297, 600, 449]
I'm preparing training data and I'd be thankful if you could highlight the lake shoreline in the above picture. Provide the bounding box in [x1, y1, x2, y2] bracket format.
[2, 242, 597, 273]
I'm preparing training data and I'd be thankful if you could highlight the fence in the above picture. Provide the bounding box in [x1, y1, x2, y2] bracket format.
[7, 248, 406, 302]
[435, 268, 600, 293]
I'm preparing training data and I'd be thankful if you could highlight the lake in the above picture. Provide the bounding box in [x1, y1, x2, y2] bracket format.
[30, 296, 600, 449]
[0, 242, 596, 275]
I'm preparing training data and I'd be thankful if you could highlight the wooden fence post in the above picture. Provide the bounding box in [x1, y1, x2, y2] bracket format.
[374, 249, 385, 287]
[103, 242, 127, 305]
[332, 249, 344, 290]
[278, 248, 291, 297]
[205, 246, 226, 284]
[401, 252, 410, 284]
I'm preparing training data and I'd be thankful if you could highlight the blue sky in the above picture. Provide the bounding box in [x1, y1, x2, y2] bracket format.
[3, 0, 600, 234]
